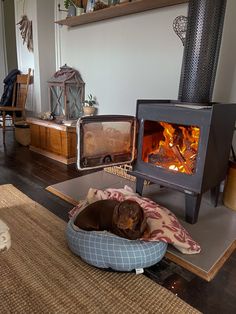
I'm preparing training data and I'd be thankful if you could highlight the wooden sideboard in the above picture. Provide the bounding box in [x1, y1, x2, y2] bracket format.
[27, 117, 77, 164]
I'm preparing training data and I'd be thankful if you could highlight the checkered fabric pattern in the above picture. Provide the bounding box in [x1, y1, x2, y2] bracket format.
[66, 219, 167, 272]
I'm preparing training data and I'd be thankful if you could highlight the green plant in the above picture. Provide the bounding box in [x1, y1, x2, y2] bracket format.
[83, 94, 96, 107]
[64, 0, 81, 9]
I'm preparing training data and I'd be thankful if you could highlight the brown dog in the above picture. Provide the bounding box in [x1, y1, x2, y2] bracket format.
[74, 199, 147, 240]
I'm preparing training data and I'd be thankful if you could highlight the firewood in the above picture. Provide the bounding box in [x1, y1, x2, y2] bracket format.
[170, 145, 192, 174]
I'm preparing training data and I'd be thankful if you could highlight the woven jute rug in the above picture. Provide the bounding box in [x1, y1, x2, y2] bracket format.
[0, 184, 200, 314]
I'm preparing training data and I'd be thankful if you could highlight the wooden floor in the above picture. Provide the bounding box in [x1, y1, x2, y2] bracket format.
[1, 131, 236, 314]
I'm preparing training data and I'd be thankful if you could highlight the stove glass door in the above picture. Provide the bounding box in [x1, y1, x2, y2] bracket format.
[77, 115, 136, 170]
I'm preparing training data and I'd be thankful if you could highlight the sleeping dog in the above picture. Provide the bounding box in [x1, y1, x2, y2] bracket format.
[74, 199, 147, 240]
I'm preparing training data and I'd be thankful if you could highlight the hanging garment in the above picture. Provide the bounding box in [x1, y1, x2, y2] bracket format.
[0, 69, 21, 107]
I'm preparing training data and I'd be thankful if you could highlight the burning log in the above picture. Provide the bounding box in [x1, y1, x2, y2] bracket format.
[170, 145, 192, 174]
[183, 148, 197, 171]
[148, 153, 174, 165]
[144, 121, 199, 174]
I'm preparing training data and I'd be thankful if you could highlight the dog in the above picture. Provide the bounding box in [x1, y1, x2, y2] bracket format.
[74, 199, 147, 240]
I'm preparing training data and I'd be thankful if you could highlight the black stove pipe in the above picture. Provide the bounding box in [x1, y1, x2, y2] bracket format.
[178, 0, 227, 104]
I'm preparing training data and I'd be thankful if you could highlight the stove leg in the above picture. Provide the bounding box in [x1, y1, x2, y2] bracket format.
[136, 177, 144, 195]
[185, 193, 202, 224]
[210, 184, 220, 207]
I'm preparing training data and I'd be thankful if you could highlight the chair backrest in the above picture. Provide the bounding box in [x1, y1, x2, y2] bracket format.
[13, 68, 33, 109]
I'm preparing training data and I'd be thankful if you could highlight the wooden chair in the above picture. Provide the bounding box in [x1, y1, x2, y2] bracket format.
[0, 68, 33, 144]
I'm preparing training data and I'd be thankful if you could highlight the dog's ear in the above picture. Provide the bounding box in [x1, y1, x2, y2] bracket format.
[139, 208, 147, 235]
[140, 216, 147, 234]
[112, 203, 120, 225]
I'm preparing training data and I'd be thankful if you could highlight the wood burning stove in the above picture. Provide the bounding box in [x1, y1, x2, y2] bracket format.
[77, 0, 236, 224]
[132, 100, 235, 224]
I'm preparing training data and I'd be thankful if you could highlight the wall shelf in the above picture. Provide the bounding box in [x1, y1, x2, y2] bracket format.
[55, 0, 188, 27]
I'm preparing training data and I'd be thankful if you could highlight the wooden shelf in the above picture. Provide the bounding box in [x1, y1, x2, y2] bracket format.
[55, 0, 188, 27]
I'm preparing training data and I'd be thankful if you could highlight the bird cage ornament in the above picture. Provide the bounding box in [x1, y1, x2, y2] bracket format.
[48, 64, 85, 120]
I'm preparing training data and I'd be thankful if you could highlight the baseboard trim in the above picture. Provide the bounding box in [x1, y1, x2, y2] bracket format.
[30, 146, 76, 165]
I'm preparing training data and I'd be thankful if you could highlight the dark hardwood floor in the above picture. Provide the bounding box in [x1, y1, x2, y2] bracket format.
[1, 130, 236, 314]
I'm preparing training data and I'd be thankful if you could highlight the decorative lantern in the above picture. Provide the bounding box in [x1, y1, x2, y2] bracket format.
[48, 64, 85, 120]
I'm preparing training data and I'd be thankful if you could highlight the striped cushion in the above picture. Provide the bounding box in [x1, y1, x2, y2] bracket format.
[66, 216, 167, 272]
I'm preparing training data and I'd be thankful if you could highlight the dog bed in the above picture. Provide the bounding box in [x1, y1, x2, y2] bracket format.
[66, 214, 167, 272]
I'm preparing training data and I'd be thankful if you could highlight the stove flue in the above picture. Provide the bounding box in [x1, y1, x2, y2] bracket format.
[178, 0, 227, 103]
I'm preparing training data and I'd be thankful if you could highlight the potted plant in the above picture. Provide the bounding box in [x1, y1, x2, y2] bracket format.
[64, 0, 81, 8]
[82, 94, 96, 116]
[64, 0, 84, 16]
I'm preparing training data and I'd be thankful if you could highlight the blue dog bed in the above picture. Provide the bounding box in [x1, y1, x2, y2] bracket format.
[66, 214, 167, 272]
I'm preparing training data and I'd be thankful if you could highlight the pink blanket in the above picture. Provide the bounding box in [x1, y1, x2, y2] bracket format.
[69, 186, 201, 254]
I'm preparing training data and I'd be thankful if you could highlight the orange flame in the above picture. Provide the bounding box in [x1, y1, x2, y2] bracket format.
[142, 122, 200, 174]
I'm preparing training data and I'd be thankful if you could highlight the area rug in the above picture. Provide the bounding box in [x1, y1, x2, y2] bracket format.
[0, 184, 200, 314]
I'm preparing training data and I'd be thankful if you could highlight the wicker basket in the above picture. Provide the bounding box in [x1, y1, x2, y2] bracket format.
[14, 121, 31, 146]
[104, 164, 150, 185]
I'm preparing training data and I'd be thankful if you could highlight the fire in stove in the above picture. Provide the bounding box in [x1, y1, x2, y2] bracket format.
[142, 121, 200, 175]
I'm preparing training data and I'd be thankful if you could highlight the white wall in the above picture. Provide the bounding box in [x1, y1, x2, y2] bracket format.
[213, 0, 236, 103]
[14, 0, 35, 73]
[3, 0, 18, 72]
[213, 0, 236, 151]
[14, 0, 35, 110]
[55, 1, 187, 115]
[14, 0, 55, 113]
[55, 0, 236, 116]
[35, 0, 56, 113]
